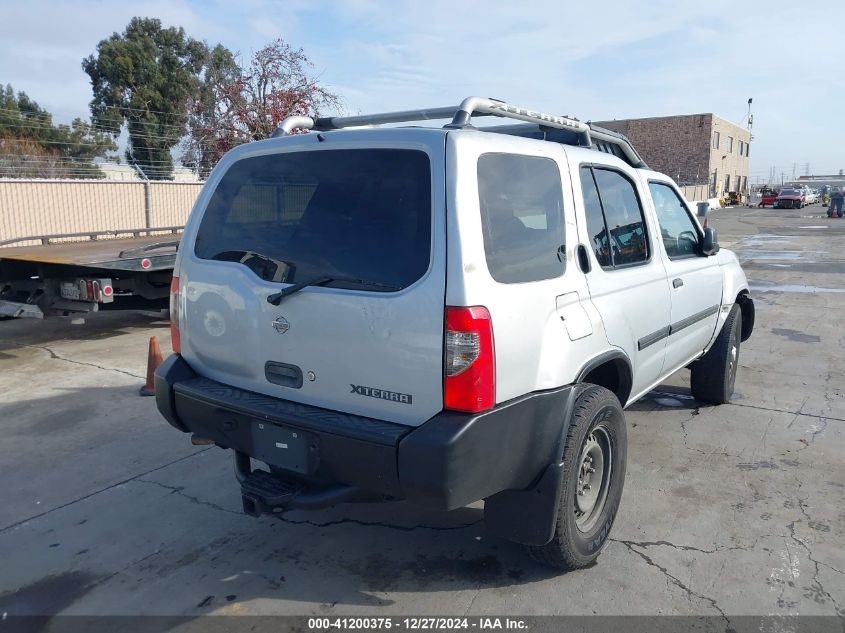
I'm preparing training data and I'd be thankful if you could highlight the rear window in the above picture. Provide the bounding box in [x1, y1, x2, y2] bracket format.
[477, 153, 565, 284]
[194, 149, 432, 290]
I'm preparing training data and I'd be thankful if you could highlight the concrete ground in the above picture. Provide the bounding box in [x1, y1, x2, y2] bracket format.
[0, 203, 843, 622]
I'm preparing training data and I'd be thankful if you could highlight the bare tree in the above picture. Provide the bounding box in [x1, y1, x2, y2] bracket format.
[185, 39, 341, 176]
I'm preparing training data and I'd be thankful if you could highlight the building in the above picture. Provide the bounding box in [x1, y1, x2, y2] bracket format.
[795, 174, 845, 191]
[593, 114, 751, 198]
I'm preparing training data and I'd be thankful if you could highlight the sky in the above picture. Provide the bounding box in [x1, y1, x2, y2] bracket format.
[1, 0, 843, 182]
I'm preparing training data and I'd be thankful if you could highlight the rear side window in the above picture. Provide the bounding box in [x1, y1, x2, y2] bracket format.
[194, 149, 431, 290]
[477, 153, 565, 284]
[579, 166, 649, 268]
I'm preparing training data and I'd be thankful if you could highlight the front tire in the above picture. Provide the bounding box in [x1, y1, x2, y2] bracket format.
[690, 304, 741, 404]
[527, 385, 627, 571]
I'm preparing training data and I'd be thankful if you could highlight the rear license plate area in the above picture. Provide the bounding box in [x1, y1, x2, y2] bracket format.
[251, 421, 317, 475]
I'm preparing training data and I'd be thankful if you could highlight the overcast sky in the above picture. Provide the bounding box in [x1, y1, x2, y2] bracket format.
[1, 0, 842, 181]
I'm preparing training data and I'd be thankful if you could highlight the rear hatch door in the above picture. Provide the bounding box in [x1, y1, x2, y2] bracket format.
[179, 131, 446, 426]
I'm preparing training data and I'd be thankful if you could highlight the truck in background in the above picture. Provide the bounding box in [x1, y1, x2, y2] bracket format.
[0, 178, 200, 319]
[0, 228, 181, 319]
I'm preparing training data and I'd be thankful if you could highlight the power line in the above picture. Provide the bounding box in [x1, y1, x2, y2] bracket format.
[1, 122, 257, 146]
[0, 117, 189, 139]
[0, 136, 228, 150]
[0, 101, 197, 120]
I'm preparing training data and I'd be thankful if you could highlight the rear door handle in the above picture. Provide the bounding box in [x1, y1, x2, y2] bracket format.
[577, 245, 592, 273]
[673, 278, 684, 288]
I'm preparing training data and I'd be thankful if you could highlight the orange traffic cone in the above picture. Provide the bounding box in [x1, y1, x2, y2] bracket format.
[139, 336, 164, 396]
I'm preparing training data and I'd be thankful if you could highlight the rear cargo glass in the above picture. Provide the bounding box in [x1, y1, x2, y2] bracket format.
[477, 153, 565, 284]
[194, 149, 431, 289]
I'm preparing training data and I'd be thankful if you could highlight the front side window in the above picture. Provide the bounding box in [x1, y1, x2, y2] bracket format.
[727, 136, 734, 153]
[477, 153, 565, 283]
[195, 149, 432, 290]
[712, 131, 720, 149]
[648, 182, 700, 259]
[579, 166, 649, 268]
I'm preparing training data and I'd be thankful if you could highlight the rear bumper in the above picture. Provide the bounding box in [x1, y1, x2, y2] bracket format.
[155, 354, 574, 510]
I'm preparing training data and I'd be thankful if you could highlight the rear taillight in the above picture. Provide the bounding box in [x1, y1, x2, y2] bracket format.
[444, 306, 495, 413]
[170, 276, 181, 354]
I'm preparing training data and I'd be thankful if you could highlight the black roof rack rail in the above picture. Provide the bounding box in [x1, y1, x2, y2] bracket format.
[272, 96, 647, 169]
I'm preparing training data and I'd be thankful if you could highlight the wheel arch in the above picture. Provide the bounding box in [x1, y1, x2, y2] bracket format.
[736, 290, 754, 342]
[575, 350, 633, 407]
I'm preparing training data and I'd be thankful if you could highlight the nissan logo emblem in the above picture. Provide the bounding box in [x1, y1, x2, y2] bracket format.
[271, 316, 290, 334]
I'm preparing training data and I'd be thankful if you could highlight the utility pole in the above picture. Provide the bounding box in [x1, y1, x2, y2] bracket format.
[743, 98, 754, 132]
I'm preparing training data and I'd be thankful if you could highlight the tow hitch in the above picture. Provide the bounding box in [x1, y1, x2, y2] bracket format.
[233, 451, 371, 515]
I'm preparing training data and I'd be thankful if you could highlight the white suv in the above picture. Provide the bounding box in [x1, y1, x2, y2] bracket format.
[155, 97, 754, 571]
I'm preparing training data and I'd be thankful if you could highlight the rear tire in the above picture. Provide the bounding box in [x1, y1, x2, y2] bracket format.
[527, 385, 627, 571]
[690, 304, 741, 404]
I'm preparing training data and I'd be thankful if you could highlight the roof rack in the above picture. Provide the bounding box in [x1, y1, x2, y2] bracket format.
[273, 96, 647, 169]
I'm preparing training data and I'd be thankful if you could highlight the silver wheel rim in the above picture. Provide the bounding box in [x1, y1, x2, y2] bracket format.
[575, 425, 612, 532]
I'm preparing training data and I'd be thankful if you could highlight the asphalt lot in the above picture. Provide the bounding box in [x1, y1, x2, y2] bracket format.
[0, 203, 843, 621]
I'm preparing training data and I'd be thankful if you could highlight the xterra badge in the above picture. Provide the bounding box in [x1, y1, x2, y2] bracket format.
[350, 384, 413, 405]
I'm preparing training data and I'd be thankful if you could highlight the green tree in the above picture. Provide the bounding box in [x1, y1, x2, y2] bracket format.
[82, 17, 207, 180]
[0, 84, 116, 179]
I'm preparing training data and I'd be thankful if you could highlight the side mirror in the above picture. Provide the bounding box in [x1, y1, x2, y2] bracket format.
[701, 227, 719, 256]
[696, 201, 710, 228]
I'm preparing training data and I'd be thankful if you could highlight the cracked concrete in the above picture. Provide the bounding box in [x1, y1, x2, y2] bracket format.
[24, 343, 146, 380]
[0, 207, 844, 618]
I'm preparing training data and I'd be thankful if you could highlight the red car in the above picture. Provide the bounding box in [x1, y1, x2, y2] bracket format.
[758, 188, 778, 207]
[774, 188, 805, 209]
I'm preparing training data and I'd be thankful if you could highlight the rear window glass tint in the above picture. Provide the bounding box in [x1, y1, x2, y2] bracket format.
[194, 149, 431, 290]
[477, 153, 565, 284]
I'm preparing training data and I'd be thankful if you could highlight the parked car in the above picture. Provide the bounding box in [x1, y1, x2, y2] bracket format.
[758, 188, 778, 207]
[804, 188, 818, 205]
[154, 97, 755, 572]
[774, 188, 805, 208]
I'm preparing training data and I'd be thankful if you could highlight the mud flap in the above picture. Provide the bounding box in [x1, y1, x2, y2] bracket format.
[483, 384, 586, 546]
[483, 461, 565, 545]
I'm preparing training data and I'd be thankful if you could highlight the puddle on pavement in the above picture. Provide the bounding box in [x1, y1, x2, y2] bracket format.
[738, 234, 793, 247]
[654, 397, 683, 407]
[771, 328, 821, 343]
[750, 283, 845, 294]
[741, 250, 803, 261]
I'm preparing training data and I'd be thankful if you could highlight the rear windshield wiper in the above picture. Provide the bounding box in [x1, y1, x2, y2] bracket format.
[267, 276, 400, 305]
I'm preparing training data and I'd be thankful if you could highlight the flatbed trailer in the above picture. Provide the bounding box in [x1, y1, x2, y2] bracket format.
[0, 227, 181, 319]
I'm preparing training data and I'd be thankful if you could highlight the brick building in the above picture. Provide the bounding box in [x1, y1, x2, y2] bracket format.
[593, 114, 751, 198]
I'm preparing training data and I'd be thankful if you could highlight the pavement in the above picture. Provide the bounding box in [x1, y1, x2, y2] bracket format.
[0, 203, 843, 622]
